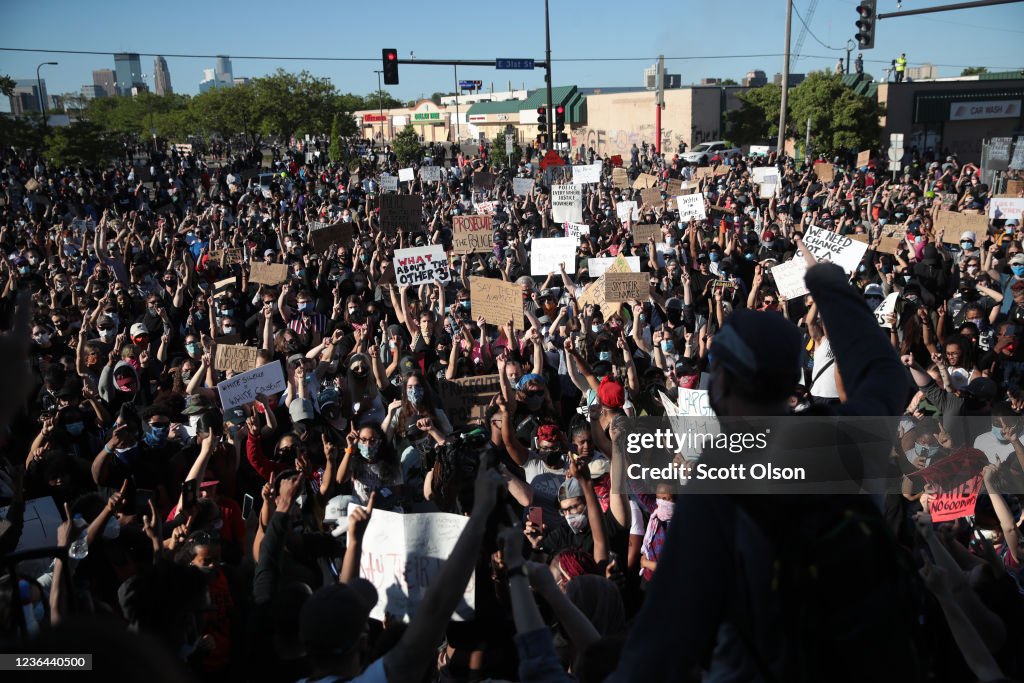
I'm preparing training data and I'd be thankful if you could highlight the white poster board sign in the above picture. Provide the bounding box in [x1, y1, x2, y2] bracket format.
[381, 175, 399, 192]
[565, 222, 590, 243]
[393, 245, 451, 286]
[749, 145, 770, 156]
[419, 166, 441, 183]
[875, 292, 899, 328]
[216, 361, 287, 410]
[512, 177, 535, 196]
[551, 184, 583, 223]
[616, 201, 640, 222]
[588, 256, 641, 277]
[752, 167, 778, 184]
[572, 162, 602, 185]
[989, 197, 1024, 220]
[398, 167, 415, 183]
[759, 182, 779, 199]
[531, 237, 577, 275]
[354, 507, 475, 623]
[675, 194, 707, 221]
[770, 258, 810, 300]
[802, 226, 869, 274]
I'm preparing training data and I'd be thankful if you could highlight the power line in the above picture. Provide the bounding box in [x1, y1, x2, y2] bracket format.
[791, 3, 845, 51]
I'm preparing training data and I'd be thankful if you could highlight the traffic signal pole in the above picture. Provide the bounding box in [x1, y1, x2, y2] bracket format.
[544, 0, 554, 153]
[878, 0, 1021, 18]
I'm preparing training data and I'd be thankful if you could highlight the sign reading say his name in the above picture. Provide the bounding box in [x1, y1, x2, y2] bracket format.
[633, 223, 663, 243]
[551, 184, 583, 223]
[249, 262, 289, 285]
[512, 177, 535, 196]
[530, 237, 577, 276]
[452, 215, 493, 254]
[802, 226, 868, 274]
[217, 361, 287, 409]
[470, 277, 523, 330]
[379, 194, 423, 233]
[215, 344, 258, 373]
[356, 507, 475, 622]
[675, 194, 706, 221]
[572, 162, 602, 185]
[393, 245, 450, 286]
[605, 272, 648, 302]
[381, 175, 399, 192]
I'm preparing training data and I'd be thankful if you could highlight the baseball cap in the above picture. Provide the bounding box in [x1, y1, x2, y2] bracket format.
[864, 283, 884, 298]
[181, 394, 213, 415]
[558, 477, 584, 502]
[300, 581, 379, 657]
[130, 323, 149, 338]
[964, 377, 997, 402]
[588, 454, 611, 478]
[516, 373, 546, 391]
[397, 355, 417, 377]
[323, 495, 350, 538]
[224, 406, 246, 425]
[289, 397, 315, 423]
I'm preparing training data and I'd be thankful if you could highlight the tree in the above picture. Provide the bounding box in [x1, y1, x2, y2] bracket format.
[392, 125, 423, 166]
[960, 66, 988, 77]
[491, 131, 521, 168]
[44, 120, 116, 167]
[191, 84, 262, 144]
[0, 114, 38, 150]
[330, 114, 344, 163]
[720, 78, 740, 86]
[363, 90, 403, 110]
[788, 71, 883, 157]
[0, 75, 16, 98]
[252, 69, 338, 142]
[725, 84, 781, 146]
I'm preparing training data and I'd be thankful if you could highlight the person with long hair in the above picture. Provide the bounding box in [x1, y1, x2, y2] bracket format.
[335, 423, 403, 511]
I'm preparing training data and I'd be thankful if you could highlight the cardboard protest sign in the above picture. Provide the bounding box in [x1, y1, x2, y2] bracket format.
[215, 344, 258, 373]
[249, 262, 289, 286]
[616, 201, 640, 222]
[438, 375, 502, 426]
[666, 178, 694, 196]
[551, 184, 583, 223]
[577, 255, 634, 318]
[381, 175, 399, 192]
[989, 197, 1024, 220]
[565, 222, 590, 243]
[876, 226, 905, 255]
[802, 226, 868, 274]
[813, 162, 835, 182]
[24, 178, 40, 192]
[210, 247, 244, 265]
[572, 162, 602, 185]
[770, 258, 809, 300]
[874, 293, 900, 329]
[475, 201, 497, 216]
[588, 256, 641, 278]
[530, 237, 577, 276]
[1006, 179, 1023, 196]
[213, 277, 236, 294]
[469, 277, 523, 330]
[216, 361, 286, 409]
[309, 223, 354, 253]
[419, 166, 441, 183]
[379, 195, 423, 233]
[605, 272, 648, 302]
[473, 171, 496, 189]
[856, 150, 871, 167]
[356, 507, 475, 622]
[935, 211, 988, 245]
[611, 167, 630, 189]
[907, 447, 988, 523]
[640, 188, 664, 207]
[398, 168, 415, 183]
[633, 173, 658, 190]
[675, 194, 706, 222]
[393, 245, 450, 286]
[633, 223, 663, 243]
[512, 177, 534, 196]
[452, 215, 493, 254]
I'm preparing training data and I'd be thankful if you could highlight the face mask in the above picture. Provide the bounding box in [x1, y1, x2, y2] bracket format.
[665, 236, 675, 247]
[143, 426, 168, 447]
[351, 367, 369, 379]
[65, 421, 84, 436]
[879, 218, 889, 226]
[407, 386, 425, 403]
[598, 351, 612, 362]
[660, 340, 675, 354]
[222, 325, 236, 335]
[967, 265, 979, 276]
[357, 442, 378, 460]
[18, 266, 30, 276]
[592, 324, 604, 334]
[654, 498, 675, 521]
[525, 394, 544, 411]
[744, 252, 755, 261]
[286, 340, 301, 354]
[102, 517, 120, 540]
[297, 302, 313, 313]
[459, 300, 471, 311]
[186, 342, 200, 355]
[100, 329, 115, 342]
[709, 253, 720, 263]
[182, 369, 193, 382]
[764, 240, 775, 249]
[960, 242, 974, 250]
[992, 425, 1010, 443]
[565, 512, 588, 534]
[914, 236, 924, 244]
[1012, 266, 1024, 278]
[296, 269, 306, 278]
[914, 442, 939, 458]
[114, 445, 139, 465]
[219, 308, 235, 318]
[33, 333, 50, 345]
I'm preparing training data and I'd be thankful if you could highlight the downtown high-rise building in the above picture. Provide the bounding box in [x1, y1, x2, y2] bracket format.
[215, 56, 233, 86]
[113, 53, 145, 95]
[154, 56, 173, 95]
[92, 69, 116, 97]
[8, 79, 47, 116]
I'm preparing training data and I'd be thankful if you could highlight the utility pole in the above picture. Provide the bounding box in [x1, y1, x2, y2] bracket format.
[805, 116, 812, 164]
[454, 65, 461, 146]
[655, 55, 665, 155]
[777, 0, 793, 158]
[374, 70, 385, 146]
[544, 0, 554, 153]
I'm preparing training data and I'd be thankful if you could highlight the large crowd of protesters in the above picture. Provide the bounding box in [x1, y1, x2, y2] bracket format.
[0, 130, 1022, 683]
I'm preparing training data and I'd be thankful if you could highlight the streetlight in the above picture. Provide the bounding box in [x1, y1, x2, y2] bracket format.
[36, 61, 58, 126]
[373, 70, 386, 146]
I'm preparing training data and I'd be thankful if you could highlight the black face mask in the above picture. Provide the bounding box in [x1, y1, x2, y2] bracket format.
[286, 341, 301, 354]
[539, 448, 564, 468]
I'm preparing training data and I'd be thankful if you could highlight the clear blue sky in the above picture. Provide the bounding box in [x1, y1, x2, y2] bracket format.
[2, 0, 1023, 102]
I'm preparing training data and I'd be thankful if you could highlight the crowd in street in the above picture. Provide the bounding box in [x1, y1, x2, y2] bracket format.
[0, 132, 1022, 682]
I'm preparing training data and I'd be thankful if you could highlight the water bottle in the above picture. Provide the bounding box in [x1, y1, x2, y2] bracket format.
[68, 514, 89, 561]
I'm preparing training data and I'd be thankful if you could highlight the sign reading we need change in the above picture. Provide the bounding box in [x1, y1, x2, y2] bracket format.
[393, 245, 450, 286]
[802, 226, 868, 274]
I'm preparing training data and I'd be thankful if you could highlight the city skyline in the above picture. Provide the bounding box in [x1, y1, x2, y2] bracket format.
[1, 0, 1022, 104]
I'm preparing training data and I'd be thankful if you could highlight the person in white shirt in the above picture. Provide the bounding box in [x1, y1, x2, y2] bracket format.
[972, 404, 1023, 465]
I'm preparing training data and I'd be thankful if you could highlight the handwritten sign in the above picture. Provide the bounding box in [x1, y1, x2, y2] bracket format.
[802, 226, 868, 274]
[551, 184, 583, 223]
[452, 215, 493, 254]
[475, 201, 497, 216]
[935, 211, 988, 245]
[633, 223, 663, 243]
[380, 195, 423, 233]
[611, 167, 630, 189]
[605, 272, 647, 302]
[469, 277, 523, 330]
[813, 162, 835, 182]
[357, 507, 474, 622]
[876, 226, 905, 255]
[640, 187, 664, 208]
[989, 197, 1024, 220]
[874, 293, 899, 329]
[588, 256, 641, 277]
[438, 375, 502, 426]
[249, 262, 289, 286]
[209, 248, 244, 265]
[398, 167, 415, 183]
[616, 201, 640, 222]
[759, 182, 778, 199]
[857, 150, 871, 167]
[565, 222, 590, 243]
[309, 223, 354, 252]
[676, 388, 714, 417]
[214, 344, 258, 373]
[633, 173, 658, 190]
[578, 255, 633, 318]
[420, 165, 441, 183]
[675, 194, 707, 221]
[381, 175, 398, 192]
[908, 447, 988, 523]
[572, 162, 602, 185]
[393, 245, 450, 286]
[530, 237, 577, 276]
[216, 361, 286, 409]
[770, 258, 809, 300]
[512, 177, 534, 196]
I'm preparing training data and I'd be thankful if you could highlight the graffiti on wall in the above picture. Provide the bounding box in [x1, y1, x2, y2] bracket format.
[691, 128, 721, 145]
[573, 125, 720, 156]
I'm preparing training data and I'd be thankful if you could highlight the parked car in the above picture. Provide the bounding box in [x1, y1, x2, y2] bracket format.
[680, 141, 741, 165]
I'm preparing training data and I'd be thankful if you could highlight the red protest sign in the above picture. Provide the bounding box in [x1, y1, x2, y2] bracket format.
[908, 447, 988, 523]
[541, 150, 565, 170]
[610, 155, 623, 167]
[928, 475, 984, 523]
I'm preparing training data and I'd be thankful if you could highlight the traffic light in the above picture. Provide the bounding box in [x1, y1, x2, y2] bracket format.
[382, 48, 399, 85]
[855, 0, 875, 50]
[554, 105, 566, 133]
[537, 107, 547, 134]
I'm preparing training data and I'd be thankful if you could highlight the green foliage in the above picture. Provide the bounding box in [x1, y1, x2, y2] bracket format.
[0, 75, 15, 98]
[725, 84, 781, 146]
[330, 114, 344, 163]
[719, 78, 740, 86]
[44, 120, 116, 167]
[960, 66, 988, 76]
[364, 90, 404, 110]
[491, 131, 521, 168]
[0, 114, 39, 149]
[191, 84, 260, 143]
[392, 125, 423, 166]
[253, 69, 338, 141]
